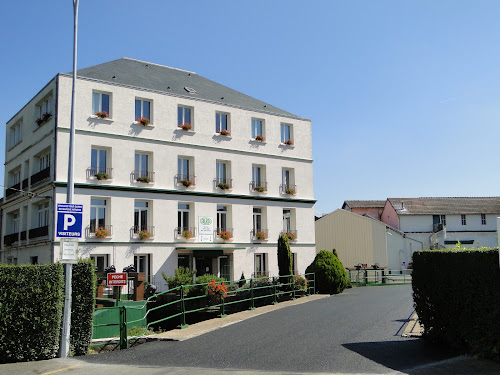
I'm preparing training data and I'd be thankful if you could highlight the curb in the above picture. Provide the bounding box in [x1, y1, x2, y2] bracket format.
[402, 311, 424, 337]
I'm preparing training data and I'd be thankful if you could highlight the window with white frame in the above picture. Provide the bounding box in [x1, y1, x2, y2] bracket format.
[36, 95, 52, 120]
[38, 201, 49, 228]
[134, 201, 149, 232]
[217, 205, 228, 232]
[90, 198, 107, 232]
[283, 209, 292, 233]
[440, 215, 446, 226]
[253, 207, 263, 233]
[177, 157, 193, 183]
[134, 254, 151, 282]
[10, 168, 21, 187]
[9, 211, 20, 234]
[282, 168, 295, 193]
[292, 253, 297, 274]
[481, 214, 487, 225]
[92, 91, 111, 116]
[91, 255, 108, 272]
[178, 203, 190, 233]
[216, 160, 230, 186]
[280, 123, 293, 144]
[177, 105, 192, 128]
[91, 147, 108, 174]
[252, 164, 266, 190]
[254, 253, 267, 277]
[251, 118, 264, 139]
[38, 151, 50, 172]
[135, 152, 151, 179]
[215, 112, 229, 133]
[461, 215, 466, 226]
[135, 98, 151, 121]
[9, 121, 22, 148]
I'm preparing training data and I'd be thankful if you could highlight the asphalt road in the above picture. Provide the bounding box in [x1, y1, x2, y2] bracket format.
[80, 285, 462, 373]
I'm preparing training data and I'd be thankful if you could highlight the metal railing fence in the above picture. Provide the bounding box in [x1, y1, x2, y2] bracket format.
[347, 268, 412, 285]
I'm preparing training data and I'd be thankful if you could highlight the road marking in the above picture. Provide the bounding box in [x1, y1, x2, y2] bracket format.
[40, 365, 77, 375]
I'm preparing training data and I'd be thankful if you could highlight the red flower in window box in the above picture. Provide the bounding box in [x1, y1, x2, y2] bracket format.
[95, 111, 109, 119]
[95, 227, 110, 238]
[283, 139, 294, 146]
[179, 123, 192, 131]
[254, 134, 265, 142]
[218, 129, 230, 136]
[136, 116, 150, 126]
[218, 231, 233, 241]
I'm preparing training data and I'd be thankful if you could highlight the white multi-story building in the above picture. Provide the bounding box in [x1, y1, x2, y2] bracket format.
[1, 58, 316, 290]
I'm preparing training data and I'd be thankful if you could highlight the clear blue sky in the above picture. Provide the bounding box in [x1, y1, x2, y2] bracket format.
[2, 1, 500, 214]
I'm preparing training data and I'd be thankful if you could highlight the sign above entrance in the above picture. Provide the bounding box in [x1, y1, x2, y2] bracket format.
[198, 216, 214, 242]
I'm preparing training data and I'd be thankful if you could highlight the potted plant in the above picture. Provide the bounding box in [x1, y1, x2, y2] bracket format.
[179, 123, 192, 131]
[136, 116, 150, 126]
[283, 139, 294, 146]
[181, 230, 192, 239]
[254, 134, 265, 142]
[255, 231, 267, 240]
[35, 112, 52, 126]
[181, 179, 192, 187]
[136, 176, 151, 183]
[254, 185, 266, 193]
[218, 129, 230, 136]
[139, 230, 151, 240]
[217, 182, 230, 190]
[95, 111, 109, 118]
[207, 280, 228, 299]
[218, 230, 232, 241]
[284, 232, 297, 241]
[95, 226, 110, 239]
[95, 172, 109, 180]
[285, 187, 296, 195]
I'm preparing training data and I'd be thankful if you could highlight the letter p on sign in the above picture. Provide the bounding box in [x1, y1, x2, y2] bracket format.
[64, 214, 76, 230]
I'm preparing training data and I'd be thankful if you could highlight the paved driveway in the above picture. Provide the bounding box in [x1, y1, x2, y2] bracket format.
[80, 285, 459, 373]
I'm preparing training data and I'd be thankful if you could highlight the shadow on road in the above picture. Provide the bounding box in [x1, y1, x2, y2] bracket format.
[343, 338, 455, 372]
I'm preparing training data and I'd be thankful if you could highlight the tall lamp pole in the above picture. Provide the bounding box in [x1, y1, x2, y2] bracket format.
[60, 0, 79, 358]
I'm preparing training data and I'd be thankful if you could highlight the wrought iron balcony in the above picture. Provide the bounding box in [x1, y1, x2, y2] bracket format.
[132, 170, 155, 183]
[214, 178, 233, 190]
[251, 181, 267, 192]
[280, 184, 297, 195]
[215, 228, 233, 241]
[87, 224, 113, 238]
[281, 230, 298, 241]
[252, 229, 269, 241]
[252, 271, 270, 278]
[133, 225, 155, 239]
[87, 167, 114, 180]
[175, 174, 196, 187]
[175, 226, 197, 240]
[31, 167, 50, 186]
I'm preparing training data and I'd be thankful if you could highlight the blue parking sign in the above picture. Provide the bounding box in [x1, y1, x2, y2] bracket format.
[57, 204, 83, 238]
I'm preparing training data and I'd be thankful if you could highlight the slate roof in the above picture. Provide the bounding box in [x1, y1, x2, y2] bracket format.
[387, 197, 500, 215]
[67, 57, 304, 120]
[343, 200, 386, 209]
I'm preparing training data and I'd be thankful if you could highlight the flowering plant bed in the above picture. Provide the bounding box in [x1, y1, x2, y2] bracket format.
[136, 116, 150, 126]
[254, 134, 265, 142]
[253, 185, 266, 193]
[283, 139, 294, 146]
[218, 129, 230, 136]
[293, 275, 308, 291]
[284, 232, 297, 241]
[218, 231, 232, 241]
[136, 176, 151, 183]
[138, 230, 152, 240]
[181, 230, 193, 239]
[207, 280, 228, 299]
[255, 231, 267, 240]
[285, 188, 296, 195]
[95, 172, 109, 180]
[95, 227, 110, 239]
[95, 111, 109, 119]
[217, 182, 230, 190]
[181, 179, 192, 187]
[35, 112, 52, 126]
[179, 123, 192, 131]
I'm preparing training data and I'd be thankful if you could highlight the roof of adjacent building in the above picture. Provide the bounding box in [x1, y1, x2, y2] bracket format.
[69, 57, 305, 120]
[387, 197, 500, 215]
[342, 200, 386, 209]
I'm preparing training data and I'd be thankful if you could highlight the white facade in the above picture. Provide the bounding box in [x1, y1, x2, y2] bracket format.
[2, 59, 316, 290]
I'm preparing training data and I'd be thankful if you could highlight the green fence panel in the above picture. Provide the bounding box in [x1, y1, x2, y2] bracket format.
[92, 301, 146, 339]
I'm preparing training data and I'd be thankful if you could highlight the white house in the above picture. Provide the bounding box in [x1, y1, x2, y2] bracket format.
[1, 58, 316, 290]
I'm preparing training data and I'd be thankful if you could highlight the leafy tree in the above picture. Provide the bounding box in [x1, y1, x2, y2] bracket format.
[277, 233, 293, 277]
[306, 250, 349, 294]
[162, 267, 196, 291]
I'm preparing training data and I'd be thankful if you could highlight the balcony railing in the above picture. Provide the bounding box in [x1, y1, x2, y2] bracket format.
[5, 182, 20, 198]
[31, 167, 51, 186]
[133, 225, 155, 238]
[22, 178, 29, 189]
[4, 233, 19, 246]
[87, 224, 113, 238]
[251, 181, 267, 192]
[281, 230, 298, 241]
[87, 167, 114, 180]
[252, 229, 269, 241]
[175, 226, 197, 240]
[175, 174, 196, 187]
[132, 170, 155, 183]
[214, 178, 233, 190]
[252, 271, 270, 278]
[29, 225, 49, 239]
[433, 223, 445, 233]
[280, 184, 297, 195]
[215, 228, 233, 241]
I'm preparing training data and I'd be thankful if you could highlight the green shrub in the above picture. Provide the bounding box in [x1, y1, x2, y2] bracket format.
[239, 272, 246, 287]
[71, 259, 96, 356]
[412, 248, 500, 359]
[293, 275, 307, 291]
[188, 274, 226, 297]
[0, 264, 64, 363]
[162, 267, 196, 291]
[277, 234, 293, 277]
[305, 250, 349, 294]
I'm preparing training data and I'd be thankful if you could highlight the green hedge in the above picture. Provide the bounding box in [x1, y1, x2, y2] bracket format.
[0, 264, 64, 363]
[412, 249, 500, 359]
[71, 259, 96, 356]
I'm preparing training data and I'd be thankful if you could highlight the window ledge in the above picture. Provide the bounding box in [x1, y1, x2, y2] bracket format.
[175, 128, 196, 134]
[133, 122, 155, 128]
[214, 133, 232, 139]
[88, 176, 114, 183]
[279, 143, 295, 149]
[88, 116, 114, 123]
[249, 139, 266, 145]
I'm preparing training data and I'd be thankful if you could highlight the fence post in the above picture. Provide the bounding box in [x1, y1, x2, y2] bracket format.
[119, 306, 127, 349]
[291, 275, 296, 300]
[178, 285, 189, 329]
[250, 278, 255, 310]
[273, 277, 278, 305]
[219, 297, 227, 318]
[313, 272, 316, 294]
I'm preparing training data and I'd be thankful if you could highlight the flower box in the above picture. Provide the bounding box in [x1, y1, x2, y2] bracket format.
[283, 139, 294, 146]
[95, 172, 109, 180]
[181, 230, 192, 240]
[139, 230, 152, 240]
[95, 111, 109, 119]
[254, 186, 266, 193]
[255, 231, 267, 240]
[136, 176, 151, 183]
[179, 123, 192, 131]
[95, 227, 110, 239]
[218, 231, 233, 241]
[218, 129, 230, 136]
[284, 232, 297, 241]
[35, 112, 52, 126]
[181, 179, 192, 187]
[136, 116, 150, 126]
[217, 182, 230, 190]
[285, 188, 296, 195]
[254, 134, 265, 142]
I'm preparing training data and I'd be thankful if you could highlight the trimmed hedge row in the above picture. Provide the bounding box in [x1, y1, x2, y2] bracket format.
[412, 249, 500, 359]
[0, 264, 64, 363]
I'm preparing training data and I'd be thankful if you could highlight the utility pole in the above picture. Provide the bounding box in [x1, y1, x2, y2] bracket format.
[59, 0, 79, 358]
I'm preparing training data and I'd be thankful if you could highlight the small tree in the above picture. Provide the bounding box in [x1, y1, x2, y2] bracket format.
[277, 233, 293, 278]
[306, 250, 349, 294]
[239, 272, 246, 287]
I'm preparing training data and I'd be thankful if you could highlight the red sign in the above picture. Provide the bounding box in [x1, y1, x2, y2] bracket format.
[107, 272, 127, 286]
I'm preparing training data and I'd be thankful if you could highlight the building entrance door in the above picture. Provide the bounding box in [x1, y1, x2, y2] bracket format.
[196, 257, 213, 276]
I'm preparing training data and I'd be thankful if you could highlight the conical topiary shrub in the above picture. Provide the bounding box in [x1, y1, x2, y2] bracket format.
[305, 250, 349, 294]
